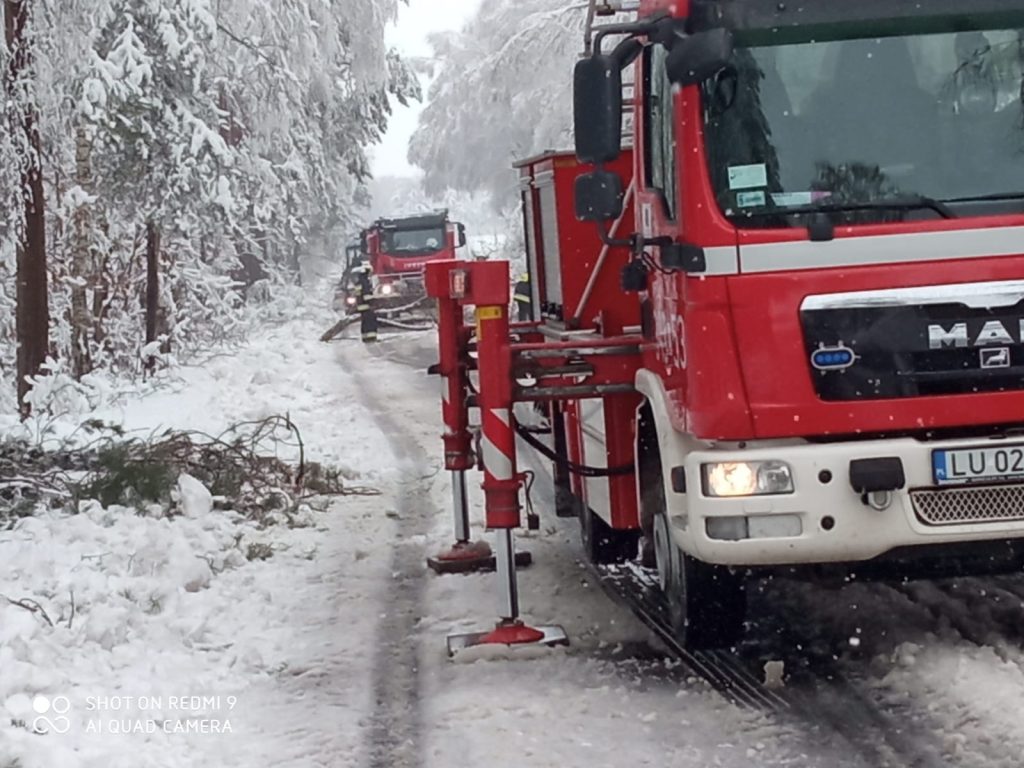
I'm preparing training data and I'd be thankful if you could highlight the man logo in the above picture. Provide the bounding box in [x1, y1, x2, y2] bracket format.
[980, 347, 1011, 370]
[929, 320, 1024, 349]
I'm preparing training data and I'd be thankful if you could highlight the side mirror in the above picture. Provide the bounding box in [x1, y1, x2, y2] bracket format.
[666, 28, 734, 87]
[456, 223, 467, 248]
[575, 170, 624, 222]
[574, 55, 622, 164]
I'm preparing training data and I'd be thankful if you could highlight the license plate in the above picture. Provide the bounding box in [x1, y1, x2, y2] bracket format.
[932, 444, 1024, 485]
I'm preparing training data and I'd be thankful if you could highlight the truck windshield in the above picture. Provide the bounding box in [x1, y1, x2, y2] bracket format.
[380, 227, 447, 256]
[703, 27, 1024, 227]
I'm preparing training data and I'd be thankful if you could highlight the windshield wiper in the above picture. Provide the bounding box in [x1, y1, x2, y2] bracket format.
[942, 192, 1024, 205]
[776, 195, 956, 221]
[735, 195, 955, 240]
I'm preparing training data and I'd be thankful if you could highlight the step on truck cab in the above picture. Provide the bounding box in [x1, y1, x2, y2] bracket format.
[571, 0, 1024, 646]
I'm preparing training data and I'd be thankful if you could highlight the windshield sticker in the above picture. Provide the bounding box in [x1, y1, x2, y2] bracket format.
[737, 190, 766, 208]
[772, 191, 832, 207]
[727, 164, 767, 190]
[771, 192, 813, 207]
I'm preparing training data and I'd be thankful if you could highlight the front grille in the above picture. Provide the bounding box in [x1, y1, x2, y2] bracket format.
[911, 484, 1024, 526]
[800, 293, 1024, 402]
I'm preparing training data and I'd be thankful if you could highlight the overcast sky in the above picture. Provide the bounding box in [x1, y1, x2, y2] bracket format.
[370, 0, 483, 178]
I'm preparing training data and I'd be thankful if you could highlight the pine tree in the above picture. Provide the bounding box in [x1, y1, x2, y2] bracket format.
[5, 0, 50, 418]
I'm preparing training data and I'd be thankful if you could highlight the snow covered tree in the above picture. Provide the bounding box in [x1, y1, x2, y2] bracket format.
[4, 0, 50, 417]
[409, 0, 589, 207]
[0, 0, 418, 412]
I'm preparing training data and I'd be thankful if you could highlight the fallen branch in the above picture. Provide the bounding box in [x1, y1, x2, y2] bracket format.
[3, 596, 54, 628]
[2, 416, 379, 524]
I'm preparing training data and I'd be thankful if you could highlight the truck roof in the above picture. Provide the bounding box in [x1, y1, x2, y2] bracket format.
[696, 0, 1024, 42]
[373, 210, 450, 232]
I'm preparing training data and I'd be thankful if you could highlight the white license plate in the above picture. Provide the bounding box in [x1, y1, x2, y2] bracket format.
[933, 444, 1024, 485]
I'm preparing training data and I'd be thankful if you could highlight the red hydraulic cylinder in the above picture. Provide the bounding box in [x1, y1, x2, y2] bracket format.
[424, 261, 491, 573]
[437, 296, 474, 473]
[472, 262, 523, 531]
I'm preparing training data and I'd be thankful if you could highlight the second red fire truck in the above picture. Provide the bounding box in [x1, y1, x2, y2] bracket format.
[336, 210, 466, 324]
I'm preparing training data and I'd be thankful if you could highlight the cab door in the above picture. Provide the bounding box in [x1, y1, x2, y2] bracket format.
[637, 44, 689, 389]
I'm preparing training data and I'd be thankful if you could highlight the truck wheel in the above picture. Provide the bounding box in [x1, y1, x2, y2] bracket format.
[646, 456, 745, 649]
[636, 406, 660, 568]
[580, 505, 639, 565]
[554, 481, 578, 518]
[654, 506, 746, 649]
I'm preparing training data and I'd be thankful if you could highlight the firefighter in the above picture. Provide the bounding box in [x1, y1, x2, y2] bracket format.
[353, 262, 378, 344]
[513, 272, 533, 322]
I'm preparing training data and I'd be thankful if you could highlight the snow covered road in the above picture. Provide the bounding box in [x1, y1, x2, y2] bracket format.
[349, 332, 867, 768]
[7, 308, 1024, 767]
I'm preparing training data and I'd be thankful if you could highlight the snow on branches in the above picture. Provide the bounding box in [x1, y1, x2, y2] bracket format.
[0, 0, 418, 412]
[409, 0, 591, 206]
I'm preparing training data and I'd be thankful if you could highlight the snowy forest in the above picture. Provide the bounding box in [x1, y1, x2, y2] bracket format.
[0, 0, 590, 419]
[0, 0, 418, 416]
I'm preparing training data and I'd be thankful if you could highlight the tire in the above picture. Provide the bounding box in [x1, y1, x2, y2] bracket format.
[637, 408, 660, 568]
[580, 504, 639, 565]
[554, 480, 578, 518]
[643, 427, 746, 650]
[659, 519, 746, 650]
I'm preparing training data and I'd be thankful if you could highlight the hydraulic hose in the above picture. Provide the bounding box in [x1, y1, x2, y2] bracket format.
[514, 421, 634, 478]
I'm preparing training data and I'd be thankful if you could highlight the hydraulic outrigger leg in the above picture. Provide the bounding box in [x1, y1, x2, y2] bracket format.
[425, 260, 567, 655]
[427, 279, 494, 574]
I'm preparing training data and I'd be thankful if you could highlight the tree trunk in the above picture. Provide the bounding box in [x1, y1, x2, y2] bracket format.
[6, 0, 49, 418]
[145, 220, 160, 372]
[69, 124, 94, 378]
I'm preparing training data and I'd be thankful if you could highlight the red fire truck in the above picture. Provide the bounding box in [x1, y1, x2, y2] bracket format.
[335, 210, 466, 319]
[427, 0, 1024, 653]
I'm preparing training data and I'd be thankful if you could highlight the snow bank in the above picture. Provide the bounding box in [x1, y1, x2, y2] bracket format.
[0, 485, 250, 766]
[0, 301, 397, 767]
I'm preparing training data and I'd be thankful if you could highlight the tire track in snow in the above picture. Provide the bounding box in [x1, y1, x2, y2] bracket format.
[348, 346, 434, 768]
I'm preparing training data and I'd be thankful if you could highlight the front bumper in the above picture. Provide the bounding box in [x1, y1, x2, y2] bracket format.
[371, 277, 428, 310]
[670, 434, 1024, 567]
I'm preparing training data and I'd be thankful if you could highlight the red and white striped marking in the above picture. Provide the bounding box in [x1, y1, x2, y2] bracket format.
[481, 407, 514, 481]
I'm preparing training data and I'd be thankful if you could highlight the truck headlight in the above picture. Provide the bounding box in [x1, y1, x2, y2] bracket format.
[702, 461, 794, 498]
[380, 284, 394, 296]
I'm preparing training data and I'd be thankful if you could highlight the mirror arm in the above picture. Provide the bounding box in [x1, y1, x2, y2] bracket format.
[596, 222, 632, 249]
[595, 225, 675, 253]
[592, 20, 658, 55]
[611, 37, 644, 68]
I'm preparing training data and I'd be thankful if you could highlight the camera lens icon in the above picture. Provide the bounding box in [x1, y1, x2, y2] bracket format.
[32, 695, 71, 735]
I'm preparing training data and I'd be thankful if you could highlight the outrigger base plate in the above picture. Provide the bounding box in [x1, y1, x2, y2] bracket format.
[446, 621, 569, 657]
[427, 545, 532, 575]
